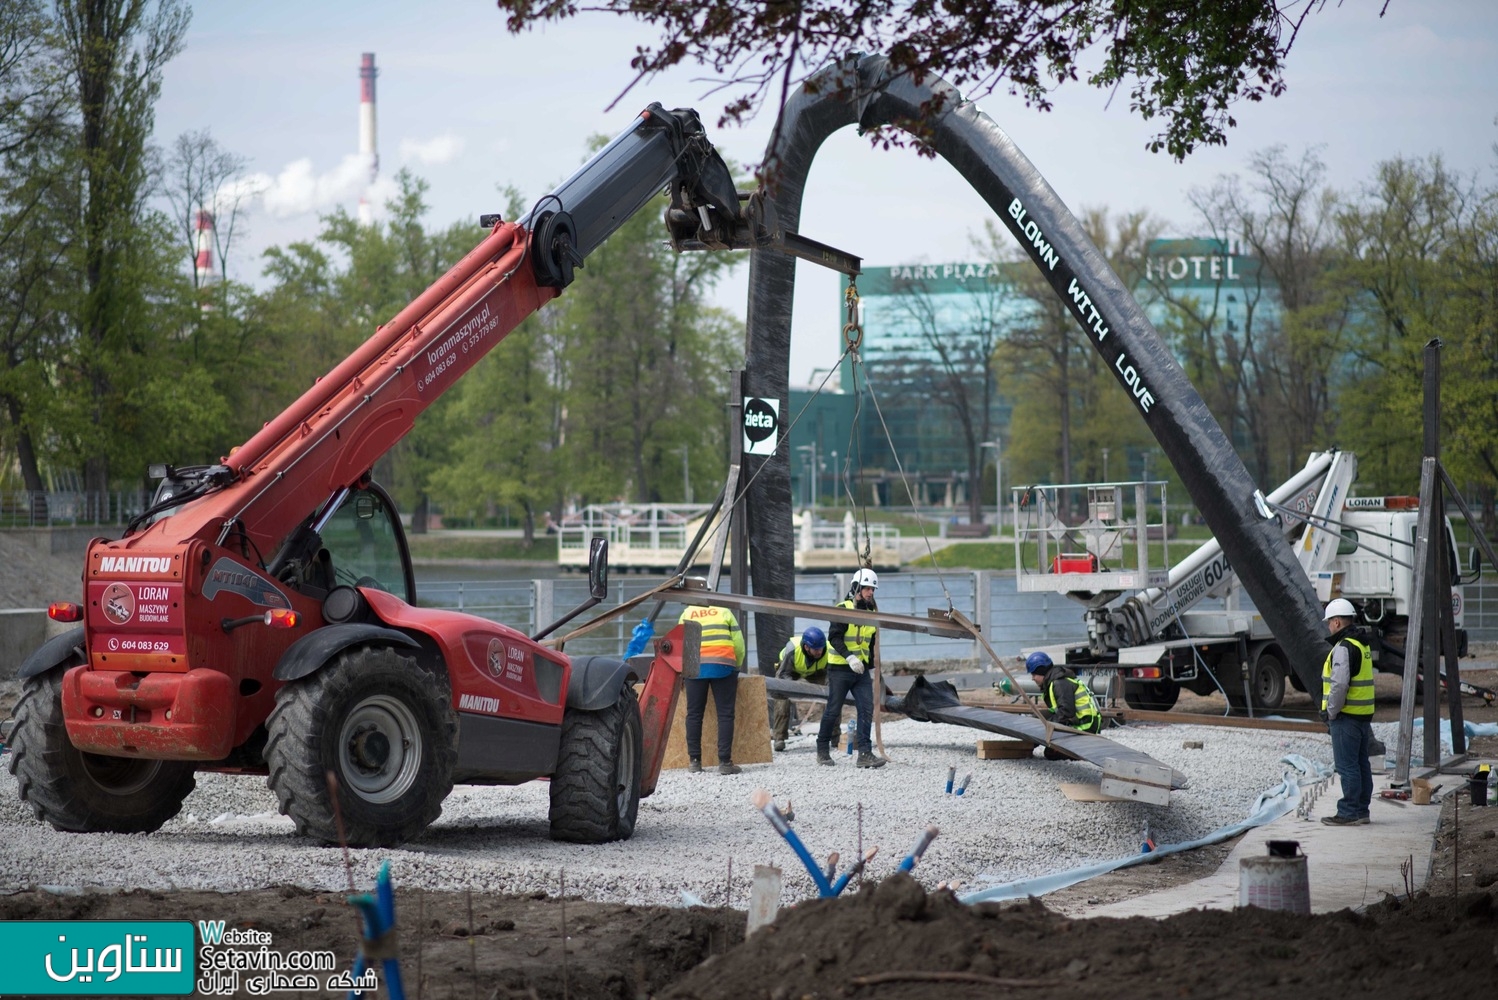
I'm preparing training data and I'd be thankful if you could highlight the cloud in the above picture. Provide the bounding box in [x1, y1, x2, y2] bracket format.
[400, 133, 466, 166]
[252, 153, 372, 218]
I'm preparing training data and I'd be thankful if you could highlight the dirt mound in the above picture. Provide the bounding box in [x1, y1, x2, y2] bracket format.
[0, 532, 83, 609]
[666, 872, 1497, 999]
[0, 885, 741, 1000]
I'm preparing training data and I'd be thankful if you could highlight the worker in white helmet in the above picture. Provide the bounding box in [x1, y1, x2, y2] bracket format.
[1320, 597, 1375, 826]
[816, 568, 886, 769]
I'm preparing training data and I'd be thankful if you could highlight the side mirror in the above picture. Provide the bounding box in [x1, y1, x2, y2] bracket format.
[532, 535, 609, 644]
[1464, 545, 1482, 585]
[588, 536, 609, 600]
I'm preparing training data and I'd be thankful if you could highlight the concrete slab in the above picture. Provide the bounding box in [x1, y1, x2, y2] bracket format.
[1086, 780, 1442, 917]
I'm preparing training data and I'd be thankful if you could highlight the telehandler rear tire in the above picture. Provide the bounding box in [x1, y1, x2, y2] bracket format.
[548, 685, 642, 843]
[265, 645, 456, 847]
[7, 667, 196, 834]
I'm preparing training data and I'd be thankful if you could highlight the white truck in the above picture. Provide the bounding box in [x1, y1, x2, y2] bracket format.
[1013, 450, 1475, 712]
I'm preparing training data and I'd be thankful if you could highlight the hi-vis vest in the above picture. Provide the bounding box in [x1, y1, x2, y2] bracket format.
[827, 599, 876, 667]
[679, 605, 743, 678]
[1046, 676, 1101, 733]
[1322, 635, 1375, 716]
[783, 641, 828, 678]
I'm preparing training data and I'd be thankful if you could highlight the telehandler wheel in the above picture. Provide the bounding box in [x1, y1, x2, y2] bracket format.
[1123, 678, 1181, 712]
[6, 667, 196, 833]
[548, 684, 642, 844]
[265, 645, 456, 848]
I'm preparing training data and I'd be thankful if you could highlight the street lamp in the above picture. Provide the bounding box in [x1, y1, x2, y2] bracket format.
[795, 443, 817, 508]
[980, 440, 1003, 531]
[679, 445, 691, 503]
[1102, 447, 1110, 482]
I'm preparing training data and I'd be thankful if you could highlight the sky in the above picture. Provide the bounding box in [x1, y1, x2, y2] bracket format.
[155, 2, 1498, 384]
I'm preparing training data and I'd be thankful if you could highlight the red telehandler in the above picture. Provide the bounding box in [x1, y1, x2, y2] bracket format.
[6, 104, 842, 848]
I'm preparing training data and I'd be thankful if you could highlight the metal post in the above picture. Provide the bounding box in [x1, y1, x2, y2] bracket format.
[1421, 340, 1444, 766]
[729, 371, 748, 599]
[1395, 460, 1436, 783]
[809, 440, 818, 508]
[795, 444, 813, 508]
[680, 445, 692, 504]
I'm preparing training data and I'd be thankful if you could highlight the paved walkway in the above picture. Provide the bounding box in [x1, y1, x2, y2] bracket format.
[1087, 774, 1444, 916]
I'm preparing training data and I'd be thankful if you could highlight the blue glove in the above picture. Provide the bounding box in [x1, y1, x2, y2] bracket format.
[624, 619, 655, 658]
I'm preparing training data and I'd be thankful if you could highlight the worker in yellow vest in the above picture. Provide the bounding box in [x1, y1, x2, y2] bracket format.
[679, 604, 746, 775]
[816, 568, 886, 769]
[772, 626, 830, 751]
[1319, 598, 1376, 826]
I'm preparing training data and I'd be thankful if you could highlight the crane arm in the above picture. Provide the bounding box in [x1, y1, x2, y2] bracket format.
[143, 104, 778, 564]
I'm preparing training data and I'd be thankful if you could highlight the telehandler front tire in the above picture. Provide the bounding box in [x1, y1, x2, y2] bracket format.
[548, 685, 642, 843]
[265, 646, 456, 847]
[7, 667, 196, 833]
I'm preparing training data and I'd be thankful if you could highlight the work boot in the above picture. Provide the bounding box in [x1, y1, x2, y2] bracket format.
[773, 739, 786, 752]
[688, 758, 702, 773]
[718, 762, 742, 775]
[816, 746, 835, 766]
[856, 752, 886, 769]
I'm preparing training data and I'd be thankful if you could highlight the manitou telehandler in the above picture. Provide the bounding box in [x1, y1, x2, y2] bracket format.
[6, 103, 850, 848]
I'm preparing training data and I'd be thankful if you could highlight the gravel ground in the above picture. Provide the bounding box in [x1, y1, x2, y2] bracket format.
[0, 717, 1339, 905]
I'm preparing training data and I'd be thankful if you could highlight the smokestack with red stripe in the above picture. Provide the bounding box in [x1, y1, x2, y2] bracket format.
[194, 209, 216, 287]
[358, 52, 379, 226]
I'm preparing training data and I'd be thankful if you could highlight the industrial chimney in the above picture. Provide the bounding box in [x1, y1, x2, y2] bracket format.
[357, 52, 379, 226]
[194, 209, 217, 293]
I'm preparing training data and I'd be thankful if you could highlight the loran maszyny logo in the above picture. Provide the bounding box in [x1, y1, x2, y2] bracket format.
[1, 920, 194, 995]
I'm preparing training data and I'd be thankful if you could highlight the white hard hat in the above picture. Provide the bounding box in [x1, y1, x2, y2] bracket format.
[1323, 598, 1356, 621]
[852, 568, 879, 589]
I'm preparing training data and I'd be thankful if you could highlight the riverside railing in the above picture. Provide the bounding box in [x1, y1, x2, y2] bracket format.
[0, 491, 147, 528]
[418, 569, 1498, 667]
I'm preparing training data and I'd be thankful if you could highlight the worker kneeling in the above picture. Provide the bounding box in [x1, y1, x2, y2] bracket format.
[1026, 652, 1101, 759]
[772, 627, 829, 752]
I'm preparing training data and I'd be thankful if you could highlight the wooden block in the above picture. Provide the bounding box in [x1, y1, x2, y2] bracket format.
[747, 865, 782, 935]
[661, 674, 773, 769]
[1059, 782, 1134, 803]
[1099, 756, 1173, 806]
[977, 739, 1038, 759]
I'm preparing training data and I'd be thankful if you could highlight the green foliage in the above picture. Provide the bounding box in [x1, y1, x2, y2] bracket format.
[498, 0, 1321, 161]
[545, 192, 742, 506]
[251, 171, 481, 522]
[1328, 156, 1498, 505]
[983, 209, 1159, 488]
[405, 532, 558, 562]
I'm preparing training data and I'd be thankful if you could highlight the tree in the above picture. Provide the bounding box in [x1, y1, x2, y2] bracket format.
[1330, 156, 1498, 514]
[427, 310, 562, 545]
[985, 207, 1159, 489]
[253, 171, 480, 530]
[161, 128, 260, 294]
[551, 190, 742, 507]
[55, 0, 191, 494]
[497, 0, 1335, 161]
[1149, 147, 1346, 485]
[0, 0, 71, 497]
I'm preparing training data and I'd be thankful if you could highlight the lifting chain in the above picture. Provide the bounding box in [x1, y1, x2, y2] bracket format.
[842, 279, 864, 353]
